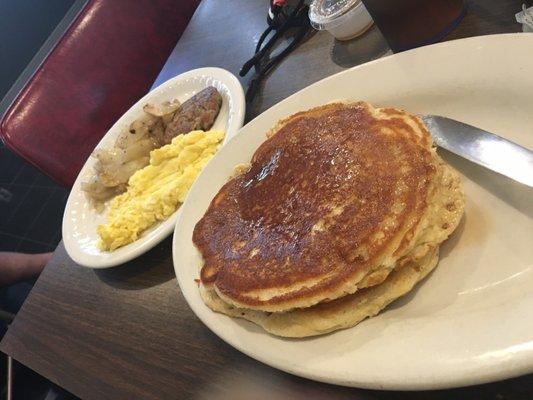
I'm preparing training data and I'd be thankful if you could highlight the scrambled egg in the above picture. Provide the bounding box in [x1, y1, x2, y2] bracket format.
[97, 130, 225, 251]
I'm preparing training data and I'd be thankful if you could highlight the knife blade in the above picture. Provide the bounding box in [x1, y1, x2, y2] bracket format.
[420, 115, 533, 188]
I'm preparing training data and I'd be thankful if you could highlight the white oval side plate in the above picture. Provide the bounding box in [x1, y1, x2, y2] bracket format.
[173, 34, 533, 390]
[63, 68, 245, 268]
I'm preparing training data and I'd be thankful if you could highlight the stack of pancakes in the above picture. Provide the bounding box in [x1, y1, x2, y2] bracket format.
[193, 102, 465, 338]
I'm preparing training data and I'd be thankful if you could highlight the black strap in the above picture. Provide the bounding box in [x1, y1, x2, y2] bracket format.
[241, 0, 311, 102]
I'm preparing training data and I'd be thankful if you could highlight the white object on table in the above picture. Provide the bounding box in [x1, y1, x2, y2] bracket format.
[516, 4, 533, 32]
[309, 0, 373, 41]
[63, 68, 245, 268]
[173, 34, 533, 390]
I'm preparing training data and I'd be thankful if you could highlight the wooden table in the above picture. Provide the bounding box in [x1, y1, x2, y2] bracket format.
[2, 1, 531, 399]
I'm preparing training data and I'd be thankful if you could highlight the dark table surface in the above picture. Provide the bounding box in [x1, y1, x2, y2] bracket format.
[2, 1, 532, 399]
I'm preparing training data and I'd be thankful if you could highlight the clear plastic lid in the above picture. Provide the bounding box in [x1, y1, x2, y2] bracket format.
[309, 0, 361, 29]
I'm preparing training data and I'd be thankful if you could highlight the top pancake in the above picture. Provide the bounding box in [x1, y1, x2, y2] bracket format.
[193, 102, 439, 312]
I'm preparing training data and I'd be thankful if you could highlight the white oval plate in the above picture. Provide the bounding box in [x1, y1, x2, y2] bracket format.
[63, 68, 245, 268]
[173, 34, 533, 390]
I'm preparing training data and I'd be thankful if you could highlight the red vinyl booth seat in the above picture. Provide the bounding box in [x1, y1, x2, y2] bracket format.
[0, 0, 200, 187]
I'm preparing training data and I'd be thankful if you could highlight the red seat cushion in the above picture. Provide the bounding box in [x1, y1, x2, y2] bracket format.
[0, 0, 200, 187]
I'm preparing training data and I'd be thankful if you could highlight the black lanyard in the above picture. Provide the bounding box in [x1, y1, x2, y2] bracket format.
[240, 0, 312, 103]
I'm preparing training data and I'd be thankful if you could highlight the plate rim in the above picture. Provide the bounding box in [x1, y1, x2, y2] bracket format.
[172, 34, 533, 390]
[63, 67, 245, 268]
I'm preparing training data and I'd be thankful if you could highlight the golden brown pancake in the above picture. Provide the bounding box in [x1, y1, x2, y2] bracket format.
[193, 102, 446, 312]
[199, 159, 465, 337]
[201, 244, 438, 338]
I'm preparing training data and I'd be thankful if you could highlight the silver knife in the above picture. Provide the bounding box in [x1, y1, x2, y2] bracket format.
[420, 115, 533, 188]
